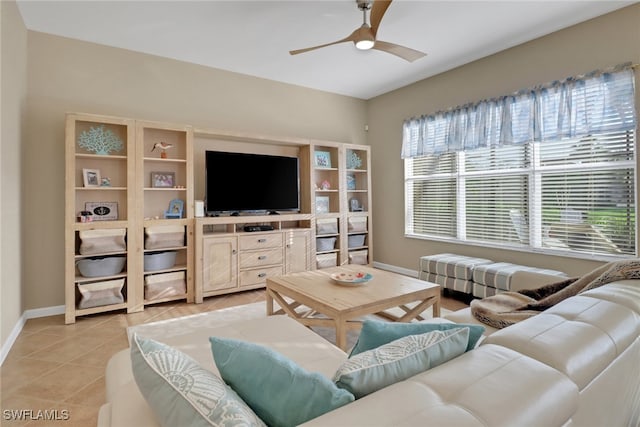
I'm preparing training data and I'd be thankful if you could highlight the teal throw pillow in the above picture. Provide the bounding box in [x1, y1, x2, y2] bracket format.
[131, 333, 265, 427]
[210, 336, 354, 427]
[350, 319, 485, 356]
[334, 327, 469, 399]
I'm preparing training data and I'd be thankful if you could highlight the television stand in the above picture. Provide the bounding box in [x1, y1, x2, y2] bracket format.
[194, 213, 313, 303]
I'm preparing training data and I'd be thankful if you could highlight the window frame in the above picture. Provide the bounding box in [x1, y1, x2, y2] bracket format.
[404, 133, 637, 261]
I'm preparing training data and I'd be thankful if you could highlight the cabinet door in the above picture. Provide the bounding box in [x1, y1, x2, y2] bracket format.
[284, 230, 311, 273]
[202, 236, 238, 292]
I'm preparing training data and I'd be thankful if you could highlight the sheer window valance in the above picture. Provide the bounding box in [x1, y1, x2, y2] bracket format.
[401, 64, 637, 158]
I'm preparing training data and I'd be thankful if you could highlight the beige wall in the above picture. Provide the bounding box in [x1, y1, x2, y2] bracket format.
[367, 4, 640, 277]
[1, 1, 27, 348]
[23, 32, 367, 311]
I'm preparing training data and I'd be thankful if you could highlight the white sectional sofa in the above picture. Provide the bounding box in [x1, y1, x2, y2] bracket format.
[99, 279, 640, 427]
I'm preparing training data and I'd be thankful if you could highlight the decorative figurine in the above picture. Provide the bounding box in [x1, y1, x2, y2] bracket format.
[151, 141, 173, 159]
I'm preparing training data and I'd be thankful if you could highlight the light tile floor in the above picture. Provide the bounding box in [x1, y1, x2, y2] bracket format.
[0, 289, 468, 426]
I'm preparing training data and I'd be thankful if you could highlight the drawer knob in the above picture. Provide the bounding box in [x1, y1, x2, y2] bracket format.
[258, 255, 267, 260]
[258, 238, 267, 243]
[258, 272, 267, 278]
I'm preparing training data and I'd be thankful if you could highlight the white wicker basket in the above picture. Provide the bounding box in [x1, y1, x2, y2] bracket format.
[316, 237, 336, 252]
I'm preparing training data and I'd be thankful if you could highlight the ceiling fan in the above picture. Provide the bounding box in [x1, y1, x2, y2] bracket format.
[289, 0, 426, 62]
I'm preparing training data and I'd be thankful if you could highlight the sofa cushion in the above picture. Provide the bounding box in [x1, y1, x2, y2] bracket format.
[444, 307, 499, 336]
[210, 336, 354, 427]
[130, 333, 265, 427]
[302, 344, 579, 427]
[334, 328, 469, 399]
[349, 319, 484, 355]
[483, 294, 640, 390]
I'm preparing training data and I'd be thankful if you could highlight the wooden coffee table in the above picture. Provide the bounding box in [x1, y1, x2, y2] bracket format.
[266, 265, 441, 351]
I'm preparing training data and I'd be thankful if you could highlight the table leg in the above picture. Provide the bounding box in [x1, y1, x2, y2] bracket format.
[266, 289, 274, 316]
[335, 319, 347, 351]
[432, 297, 441, 317]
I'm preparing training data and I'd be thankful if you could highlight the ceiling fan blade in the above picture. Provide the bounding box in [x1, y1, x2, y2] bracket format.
[369, 0, 392, 37]
[372, 40, 426, 62]
[289, 30, 358, 56]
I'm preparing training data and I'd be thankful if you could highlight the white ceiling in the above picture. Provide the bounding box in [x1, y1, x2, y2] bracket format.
[16, 0, 635, 100]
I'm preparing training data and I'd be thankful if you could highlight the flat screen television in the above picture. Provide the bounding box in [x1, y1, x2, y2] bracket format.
[205, 151, 300, 215]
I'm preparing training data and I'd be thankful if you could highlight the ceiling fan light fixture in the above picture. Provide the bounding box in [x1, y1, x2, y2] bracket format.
[354, 24, 375, 50]
[355, 39, 375, 50]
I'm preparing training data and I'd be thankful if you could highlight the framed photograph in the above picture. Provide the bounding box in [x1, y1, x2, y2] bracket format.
[82, 168, 101, 187]
[151, 171, 175, 188]
[85, 202, 118, 221]
[165, 199, 184, 219]
[314, 151, 332, 168]
[316, 196, 330, 214]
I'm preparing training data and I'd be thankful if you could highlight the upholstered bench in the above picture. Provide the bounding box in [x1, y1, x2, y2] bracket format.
[419, 253, 493, 295]
[472, 262, 568, 298]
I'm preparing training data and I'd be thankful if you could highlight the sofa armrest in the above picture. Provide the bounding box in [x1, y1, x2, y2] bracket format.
[444, 307, 499, 336]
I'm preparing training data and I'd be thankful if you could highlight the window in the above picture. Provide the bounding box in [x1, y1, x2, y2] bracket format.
[403, 65, 637, 258]
[405, 130, 635, 257]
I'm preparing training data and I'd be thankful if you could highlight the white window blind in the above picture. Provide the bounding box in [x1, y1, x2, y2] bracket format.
[405, 153, 457, 238]
[405, 129, 636, 257]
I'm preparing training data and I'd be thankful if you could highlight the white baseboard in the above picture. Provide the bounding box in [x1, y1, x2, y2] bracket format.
[1, 314, 26, 366]
[1, 264, 414, 365]
[1, 305, 65, 366]
[373, 261, 419, 278]
[24, 305, 65, 319]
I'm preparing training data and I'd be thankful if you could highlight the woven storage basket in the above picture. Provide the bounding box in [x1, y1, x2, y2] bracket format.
[348, 249, 368, 265]
[145, 225, 185, 249]
[79, 229, 126, 255]
[77, 256, 126, 278]
[347, 217, 367, 232]
[316, 218, 338, 235]
[316, 237, 336, 252]
[144, 251, 177, 272]
[316, 253, 338, 269]
[348, 234, 366, 248]
[144, 271, 186, 301]
[77, 278, 125, 309]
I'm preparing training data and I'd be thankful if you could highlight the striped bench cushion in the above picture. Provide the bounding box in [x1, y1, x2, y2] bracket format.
[419, 253, 493, 280]
[473, 262, 567, 291]
[419, 272, 474, 294]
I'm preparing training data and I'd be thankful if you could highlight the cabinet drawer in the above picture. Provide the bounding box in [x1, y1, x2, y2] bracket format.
[240, 248, 283, 269]
[238, 233, 282, 251]
[239, 265, 283, 287]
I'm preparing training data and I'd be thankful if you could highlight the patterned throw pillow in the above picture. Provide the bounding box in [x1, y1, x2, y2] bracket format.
[349, 319, 485, 356]
[210, 336, 355, 427]
[334, 327, 469, 399]
[131, 333, 265, 427]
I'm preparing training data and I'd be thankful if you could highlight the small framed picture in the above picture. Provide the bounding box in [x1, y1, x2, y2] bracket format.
[82, 168, 101, 187]
[85, 202, 118, 221]
[316, 196, 330, 214]
[314, 151, 332, 168]
[165, 199, 184, 219]
[151, 171, 175, 188]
